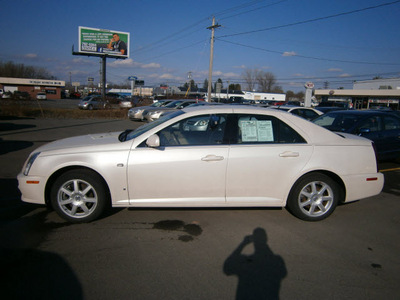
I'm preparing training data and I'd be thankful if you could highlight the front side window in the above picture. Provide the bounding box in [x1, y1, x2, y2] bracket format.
[157, 114, 227, 146]
[383, 116, 400, 130]
[355, 116, 382, 133]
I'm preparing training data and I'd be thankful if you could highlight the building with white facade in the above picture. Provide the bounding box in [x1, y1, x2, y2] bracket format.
[314, 78, 400, 110]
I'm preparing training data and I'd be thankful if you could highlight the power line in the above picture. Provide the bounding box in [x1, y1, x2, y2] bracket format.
[139, 39, 207, 62]
[219, 0, 288, 21]
[219, 0, 400, 38]
[131, 0, 286, 59]
[217, 38, 400, 65]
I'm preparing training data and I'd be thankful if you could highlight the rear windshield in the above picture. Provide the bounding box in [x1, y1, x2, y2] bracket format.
[313, 113, 362, 131]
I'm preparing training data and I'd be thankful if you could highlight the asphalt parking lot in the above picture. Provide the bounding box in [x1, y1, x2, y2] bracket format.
[1, 116, 400, 299]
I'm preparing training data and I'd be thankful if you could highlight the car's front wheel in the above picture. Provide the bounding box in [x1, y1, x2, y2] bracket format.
[50, 169, 108, 223]
[287, 173, 341, 221]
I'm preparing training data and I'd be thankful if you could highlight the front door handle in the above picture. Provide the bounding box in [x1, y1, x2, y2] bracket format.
[279, 151, 299, 157]
[201, 155, 224, 162]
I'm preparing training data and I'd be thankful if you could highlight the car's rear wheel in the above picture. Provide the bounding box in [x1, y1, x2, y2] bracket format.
[50, 170, 108, 223]
[287, 173, 340, 221]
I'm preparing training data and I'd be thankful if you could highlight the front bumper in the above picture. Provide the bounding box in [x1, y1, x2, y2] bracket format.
[17, 173, 47, 205]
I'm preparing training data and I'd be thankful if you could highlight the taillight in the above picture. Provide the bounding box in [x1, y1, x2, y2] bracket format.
[371, 142, 379, 172]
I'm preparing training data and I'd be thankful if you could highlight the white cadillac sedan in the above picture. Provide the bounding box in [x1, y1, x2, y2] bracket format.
[18, 105, 384, 223]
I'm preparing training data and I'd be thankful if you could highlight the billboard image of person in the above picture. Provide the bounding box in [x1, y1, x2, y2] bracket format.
[107, 33, 127, 55]
[79, 27, 129, 58]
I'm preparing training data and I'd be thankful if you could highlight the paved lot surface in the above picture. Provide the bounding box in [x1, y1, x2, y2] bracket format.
[1, 117, 399, 299]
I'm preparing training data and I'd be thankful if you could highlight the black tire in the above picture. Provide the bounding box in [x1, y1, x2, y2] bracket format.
[50, 169, 108, 223]
[287, 173, 341, 221]
[88, 104, 93, 110]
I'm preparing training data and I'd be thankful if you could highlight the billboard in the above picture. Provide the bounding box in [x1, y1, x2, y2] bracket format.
[79, 26, 129, 58]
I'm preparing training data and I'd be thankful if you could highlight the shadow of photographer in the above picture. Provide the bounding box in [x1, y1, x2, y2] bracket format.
[224, 228, 287, 300]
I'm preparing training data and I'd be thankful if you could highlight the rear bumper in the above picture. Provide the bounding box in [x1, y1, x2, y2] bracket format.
[342, 172, 384, 202]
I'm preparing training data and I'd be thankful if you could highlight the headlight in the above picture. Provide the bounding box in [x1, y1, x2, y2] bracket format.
[23, 152, 41, 176]
[150, 111, 161, 115]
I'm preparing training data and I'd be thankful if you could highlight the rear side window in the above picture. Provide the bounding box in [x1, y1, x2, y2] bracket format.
[233, 114, 306, 144]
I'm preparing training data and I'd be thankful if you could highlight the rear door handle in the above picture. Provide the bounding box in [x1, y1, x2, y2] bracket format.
[279, 151, 299, 157]
[201, 155, 224, 162]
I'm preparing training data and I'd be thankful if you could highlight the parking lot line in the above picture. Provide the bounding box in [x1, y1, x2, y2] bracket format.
[379, 167, 400, 172]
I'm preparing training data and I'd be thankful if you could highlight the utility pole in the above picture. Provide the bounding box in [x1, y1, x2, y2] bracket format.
[185, 71, 192, 97]
[101, 56, 106, 100]
[227, 80, 230, 100]
[207, 16, 221, 102]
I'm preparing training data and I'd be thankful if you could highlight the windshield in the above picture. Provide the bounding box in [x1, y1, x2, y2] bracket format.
[165, 101, 184, 108]
[313, 113, 362, 132]
[123, 110, 184, 141]
[152, 101, 170, 107]
[82, 96, 93, 101]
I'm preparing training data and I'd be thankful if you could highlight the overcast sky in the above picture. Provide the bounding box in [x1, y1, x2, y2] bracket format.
[1, 0, 399, 91]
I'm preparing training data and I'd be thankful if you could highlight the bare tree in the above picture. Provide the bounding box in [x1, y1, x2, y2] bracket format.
[0, 61, 56, 79]
[256, 71, 276, 93]
[242, 69, 259, 91]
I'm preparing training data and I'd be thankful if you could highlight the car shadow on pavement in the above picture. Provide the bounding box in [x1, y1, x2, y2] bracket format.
[0, 248, 83, 299]
[0, 122, 36, 132]
[0, 138, 34, 155]
[0, 207, 82, 299]
[223, 227, 287, 299]
[0, 178, 39, 221]
[382, 171, 400, 197]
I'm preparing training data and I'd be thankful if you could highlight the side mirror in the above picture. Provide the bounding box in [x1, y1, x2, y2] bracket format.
[146, 134, 160, 148]
[358, 127, 371, 134]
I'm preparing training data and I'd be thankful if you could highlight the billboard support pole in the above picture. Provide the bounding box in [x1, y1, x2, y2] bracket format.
[101, 56, 107, 101]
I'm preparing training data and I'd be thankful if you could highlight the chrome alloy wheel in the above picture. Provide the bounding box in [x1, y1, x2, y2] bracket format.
[57, 179, 98, 219]
[298, 181, 334, 217]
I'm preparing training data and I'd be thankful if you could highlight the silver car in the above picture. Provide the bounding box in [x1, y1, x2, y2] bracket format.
[143, 99, 198, 122]
[36, 92, 47, 100]
[78, 96, 111, 110]
[128, 100, 173, 121]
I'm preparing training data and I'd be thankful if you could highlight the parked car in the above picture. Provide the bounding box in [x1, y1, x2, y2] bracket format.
[36, 92, 47, 100]
[142, 99, 198, 122]
[128, 100, 174, 121]
[13, 91, 31, 100]
[2, 91, 13, 99]
[118, 98, 133, 109]
[70, 92, 81, 99]
[312, 110, 400, 161]
[223, 96, 245, 104]
[270, 105, 323, 121]
[18, 105, 383, 223]
[315, 107, 348, 114]
[78, 96, 111, 110]
[286, 101, 302, 106]
[317, 101, 352, 109]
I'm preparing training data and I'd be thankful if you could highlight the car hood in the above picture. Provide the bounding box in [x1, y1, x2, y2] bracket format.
[34, 131, 129, 155]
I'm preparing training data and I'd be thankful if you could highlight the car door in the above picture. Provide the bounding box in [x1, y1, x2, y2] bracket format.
[91, 97, 101, 109]
[225, 114, 313, 206]
[380, 115, 400, 158]
[353, 115, 384, 154]
[127, 114, 229, 205]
